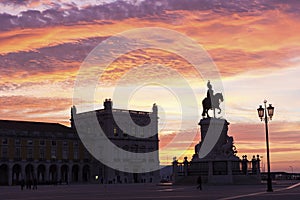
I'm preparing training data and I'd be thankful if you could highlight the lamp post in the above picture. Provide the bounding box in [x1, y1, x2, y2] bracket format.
[257, 100, 274, 192]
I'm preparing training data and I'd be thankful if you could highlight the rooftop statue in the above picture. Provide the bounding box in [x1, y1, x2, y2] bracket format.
[202, 81, 223, 118]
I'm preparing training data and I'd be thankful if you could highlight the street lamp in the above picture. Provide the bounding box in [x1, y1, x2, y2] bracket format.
[289, 166, 294, 180]
[257, 100, 274, 192]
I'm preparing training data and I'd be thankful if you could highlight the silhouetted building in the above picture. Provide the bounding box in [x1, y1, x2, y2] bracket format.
[71, 99, 160, 184]
[0, 120, 91, 186]
[0, 99, 160, 186]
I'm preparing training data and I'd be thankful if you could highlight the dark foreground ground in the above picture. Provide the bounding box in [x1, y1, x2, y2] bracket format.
[1, 181, 299, 200]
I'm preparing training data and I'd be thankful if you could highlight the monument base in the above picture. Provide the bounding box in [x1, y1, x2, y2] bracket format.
[173, 159, 261, 185]
[192, 118, 239, 162]
[172, 118, 260, 185]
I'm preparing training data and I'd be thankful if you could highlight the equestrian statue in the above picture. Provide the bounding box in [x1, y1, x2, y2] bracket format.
[202, 81, 223, 118]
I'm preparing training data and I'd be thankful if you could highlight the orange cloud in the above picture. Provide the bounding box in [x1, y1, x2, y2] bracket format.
[0, 95, 72, 125]
[1, 9, 299, 74]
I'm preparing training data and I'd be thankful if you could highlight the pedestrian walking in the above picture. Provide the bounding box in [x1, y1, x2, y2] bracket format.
[20, 179, 25, 190]
[33, 178, 37, 190]
[28, 179, 32, 189]
[197, 175, 202, 190]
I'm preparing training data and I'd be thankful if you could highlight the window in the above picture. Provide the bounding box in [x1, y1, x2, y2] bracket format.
[131, 144, 138, 153]
[74, 149, 78, 160]
[15, 147, 21, 159]
[2, 146, 8, 158]
[113, 127, 118, 136]
[84, 150, 89, 159]
[148, 147, 154, 152]
[2, 138, 8, 145]
[62, 148, 68, 159]
[140, 128, 144, 137]
[73, 141, 78, 147]
[39, 140, 45, 146]
[27, 139, 33, 145]
[140, 146, 146, 153]
[51, 140, 56, 146]
[15, 139, 21, 145]
[63, 141, 68, 146]
[123, 145, 129, 151]
[73, 141, 79, 160]
[148, 147, 154, 159]
[51, 148, 56, 159]
[27, 148, 33, 159]
[39, 148, 45, 160]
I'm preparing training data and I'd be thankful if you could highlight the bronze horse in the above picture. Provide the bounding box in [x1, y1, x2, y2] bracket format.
[202, 93, 224, 118]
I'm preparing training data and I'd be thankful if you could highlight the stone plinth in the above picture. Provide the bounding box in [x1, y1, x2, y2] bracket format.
[192, 118, 238, 161]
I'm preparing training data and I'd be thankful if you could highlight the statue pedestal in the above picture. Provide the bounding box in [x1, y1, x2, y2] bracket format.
[192, 118, 239, 161]
[173, 119, 261, 185]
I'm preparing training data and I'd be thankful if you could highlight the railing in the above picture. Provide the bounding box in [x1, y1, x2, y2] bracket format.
[173, 158, 261, 177]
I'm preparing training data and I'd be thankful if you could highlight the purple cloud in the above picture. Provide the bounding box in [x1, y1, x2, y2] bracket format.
[1, 0, 299, 31]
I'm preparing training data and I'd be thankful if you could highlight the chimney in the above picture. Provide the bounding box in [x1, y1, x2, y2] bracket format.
[70, 105, 77, 129]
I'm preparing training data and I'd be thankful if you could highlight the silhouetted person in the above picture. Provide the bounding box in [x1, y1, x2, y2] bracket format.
[33, 178, 37, 190]
[29, 179, 32, 189]
[207, 81, 214, 104]
[20, 179, 25, 190]
[197, 175, 202, 190]
[26, 180, 29, 189]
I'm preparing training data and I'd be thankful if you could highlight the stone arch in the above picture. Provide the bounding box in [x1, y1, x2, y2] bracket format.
[82, 165, 90, 182]
[49, 164, 57, 184]
[0, 164, 9, 185]
[12, 164, 21, 185]
[25, 164, 34, 181]
[37, 164, 46, 183]
[72, 165, 79, 182]
[61, 165, 69, 183]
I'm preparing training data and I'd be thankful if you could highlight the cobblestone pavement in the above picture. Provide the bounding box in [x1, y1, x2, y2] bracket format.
[1, 181, 299, 200]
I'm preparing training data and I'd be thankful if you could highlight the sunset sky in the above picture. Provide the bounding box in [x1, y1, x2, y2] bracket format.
[1, 0, 300, 172]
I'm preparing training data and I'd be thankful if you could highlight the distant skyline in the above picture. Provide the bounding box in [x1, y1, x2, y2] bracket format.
[0, 0, 300, 172]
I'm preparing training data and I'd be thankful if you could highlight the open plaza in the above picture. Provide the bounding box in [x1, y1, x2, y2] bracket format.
[1, 181, 300, 200]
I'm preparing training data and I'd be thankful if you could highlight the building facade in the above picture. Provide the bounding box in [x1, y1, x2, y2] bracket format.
[72, 99, 160, 184]
[0, 99, 160, 185]
[0, 120, 92, 186]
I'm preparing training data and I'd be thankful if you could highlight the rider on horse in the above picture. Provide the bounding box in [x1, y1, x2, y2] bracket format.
[202, 81, 223, 118]
[207, 81, 214, 107]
